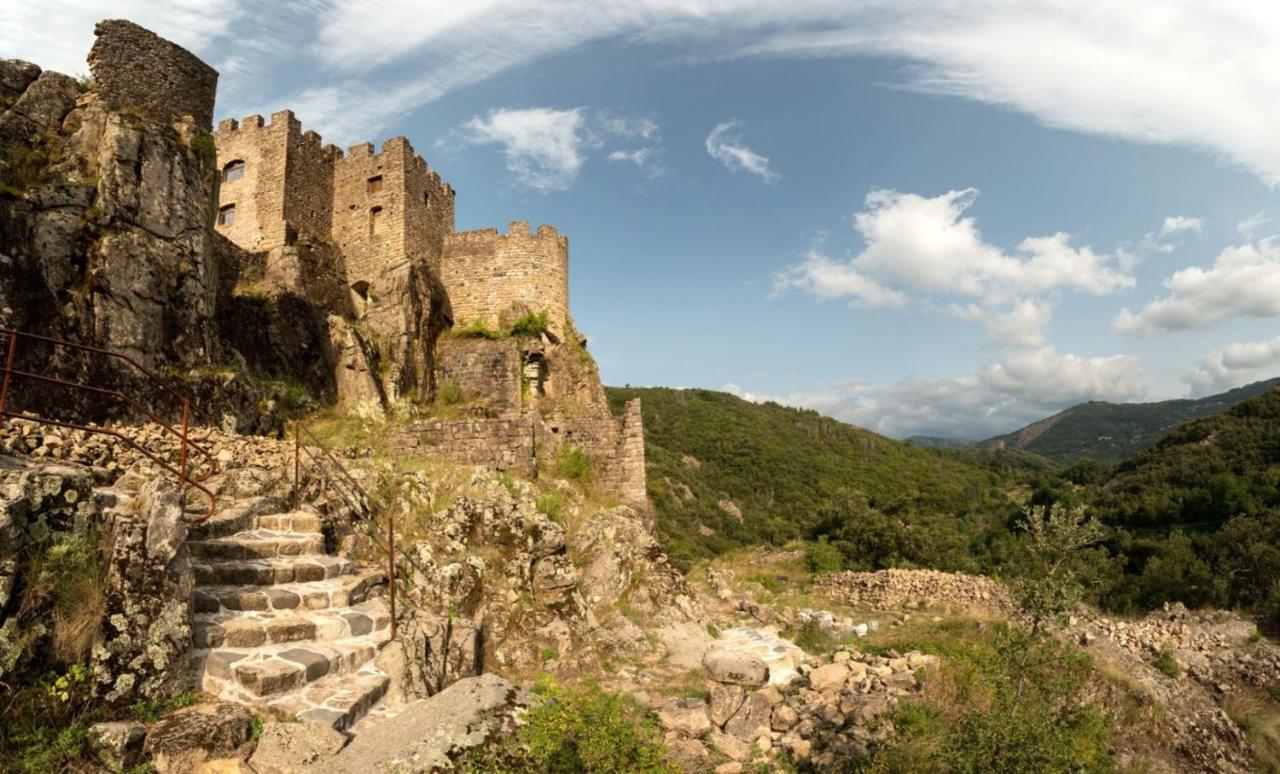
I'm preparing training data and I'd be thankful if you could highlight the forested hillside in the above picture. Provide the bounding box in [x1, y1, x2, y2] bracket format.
[980, 377, 1280, 463]
[605, 387, 1029, 569]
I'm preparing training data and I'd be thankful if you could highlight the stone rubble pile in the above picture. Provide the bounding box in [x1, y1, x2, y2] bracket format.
[658, 643, 936, 772]
[0, 417, 296, 479]
[1080, 602, 1280, 692]
[795, 608, 880, 639]
[817, 568, 1014, 614]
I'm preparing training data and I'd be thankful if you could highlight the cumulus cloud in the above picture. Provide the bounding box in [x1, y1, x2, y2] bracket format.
[1115, 239, 1280, 335]
[774, 188, 1133, 345]
[728, 347, 1147, 439]
[705, 121, 779, 183]
[1160, 216, 1203, 238]
[458, 107, 588, 192]
[1186, 336, 1280, 396]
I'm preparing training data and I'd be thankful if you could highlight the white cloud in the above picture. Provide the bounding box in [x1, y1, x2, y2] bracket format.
[1115, 239, 1280, 335]
[1238, 212, 1274, 240]
[774, 188, 1132, 344]
[730, 347, 1147, 439]
[1160, 216, 1203, 238]
[458, 107, 588, 192]
[705, 121, 779, 183]
[599, 114, 660, 141]
[607, 147, 667, 177]
[1186, 336, 1280, 396]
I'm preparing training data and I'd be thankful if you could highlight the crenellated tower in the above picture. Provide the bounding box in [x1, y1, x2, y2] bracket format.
[441, 221, 570, 338]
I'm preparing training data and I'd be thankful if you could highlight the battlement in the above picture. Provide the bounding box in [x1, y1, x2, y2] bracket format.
[448, 221, 566, 245]
[442, 220, 570, 335]
[89, 19, 218, 129]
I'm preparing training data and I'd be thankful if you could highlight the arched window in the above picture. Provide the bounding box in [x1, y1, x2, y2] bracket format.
[423, 191, 431, 208]
[370, 206, 384, 235]
[222, 160, 245, 183]
[217, 204, 236, 225]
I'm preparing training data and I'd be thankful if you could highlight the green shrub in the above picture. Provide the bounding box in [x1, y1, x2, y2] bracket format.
[537, 493, 568, 523]
[461, 675, 673, 772]
[456, 319, 504, 340]
[510, 311, 550, 338]
[804, 539, 845, 574]
[551, 446, 592, 487]
[1154, 648, 1182, 679]
[792, 620, 836, 656]
[437, 381, 466, 406]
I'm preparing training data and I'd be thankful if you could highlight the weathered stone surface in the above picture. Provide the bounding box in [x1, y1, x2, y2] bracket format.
[771, 703, 799, 731]
[318, 674, 528, 772]
[89, 19, 218, 128]
[703, 648, 769, 687]
[708, 682, 747, 727]
[808, 662, 851, 693]
[708, 730, 751, 761]
[657, 697, 712, 736]
[248, 721, 349, 773]
[89, 720, 147, 771]
[142, 702, 254, 773]
[0, 59, 41, 102]
[723, 691, 773, 740]
[0, 70, 77, 142]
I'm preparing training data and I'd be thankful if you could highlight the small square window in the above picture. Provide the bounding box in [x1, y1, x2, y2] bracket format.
[367, 175, 383, 194]
[218, 204, 236, 226]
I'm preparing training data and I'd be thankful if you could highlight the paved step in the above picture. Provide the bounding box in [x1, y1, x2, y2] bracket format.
[189, 529, 325, 560]
[193, 571, 385, 614]
[193, 599, 391, 649]
[268, 666, 390, 731]
[193, 554, 355, 586]
[197, 632, 389, 699]
[188, 496, 287, 540]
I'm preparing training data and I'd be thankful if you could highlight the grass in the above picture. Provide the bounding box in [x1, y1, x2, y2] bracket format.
[537, 492, 569, 523]
[1223, 690, 1280, 772]
[130, 691, 198, 723]
[550, 445, 592, 488]
[1154, 648, 1182, 679]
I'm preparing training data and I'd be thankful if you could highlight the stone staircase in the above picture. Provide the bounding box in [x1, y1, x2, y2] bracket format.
[187, 496, 393, 730]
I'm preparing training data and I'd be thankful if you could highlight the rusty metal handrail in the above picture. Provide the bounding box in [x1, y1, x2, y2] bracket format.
[290, 422, 409, 638]
[0, 330, 217, 520]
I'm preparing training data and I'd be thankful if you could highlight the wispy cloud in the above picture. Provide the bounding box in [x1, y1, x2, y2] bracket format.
[456, 107, 589, 192]
[774, 188, 1134, 346]
[705, 121, 779, 182]
[1159, 216, 1203, 238]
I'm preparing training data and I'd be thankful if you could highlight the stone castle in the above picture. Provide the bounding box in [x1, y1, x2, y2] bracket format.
[0, 19, 645, 502]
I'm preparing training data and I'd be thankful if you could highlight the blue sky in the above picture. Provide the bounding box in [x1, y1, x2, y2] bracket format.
[9, 1, 1280, 439]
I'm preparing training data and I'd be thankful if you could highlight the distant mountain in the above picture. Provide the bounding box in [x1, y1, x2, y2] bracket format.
[906, 436, 977, 450]
[604, 387, 1014, 569]
[1101, 384, 1280, 527]
[980, 378, 1280, 464]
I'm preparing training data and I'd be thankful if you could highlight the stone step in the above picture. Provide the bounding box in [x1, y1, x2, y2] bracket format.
[193, 599, 391, 649]
[187, 496, 287, 540]
[189, 529, 325, 560]
[268, 666, 390, 731]
[193, 554, 356, 587]
[193, 571, 385, 614]
[196, 632, 389, 699]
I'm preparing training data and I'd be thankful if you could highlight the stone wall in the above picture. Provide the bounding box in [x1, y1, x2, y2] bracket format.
[213, 115, 287, 253]
[88, 20, 218, 129]
[442, 222, 570, 336]
[436, 337, 522, 416]
[392, 417, 537, 477]
[544, 399, 646, 502]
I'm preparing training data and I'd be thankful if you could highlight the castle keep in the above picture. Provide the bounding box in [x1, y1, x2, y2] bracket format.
[212, 104, 641, 501]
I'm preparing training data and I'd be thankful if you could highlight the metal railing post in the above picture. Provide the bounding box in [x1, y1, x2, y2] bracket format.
[293, 422, 301, 507]
[389, 508, 397, 639]
[0, 332, 17, 415]
[178, 398, 190, 482]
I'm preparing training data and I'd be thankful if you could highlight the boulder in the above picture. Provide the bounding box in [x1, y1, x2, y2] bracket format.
[317, 674, 527, 772]
[657, 698, 712, 736]
[708, 730, 751, 761]
[808, 662, 851, 693]
[248, 722, 349, 773]
[89, 721, 146, 770]
[708, 682, 746, 727]
[723, 691, 773, 740]
[142, 702, 254, 774]
[703, 649, 769, 687]
[771, 703, 799, 731]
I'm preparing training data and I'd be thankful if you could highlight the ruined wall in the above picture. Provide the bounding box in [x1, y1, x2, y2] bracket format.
[88, 19, 217, 129]
[436, 337, 522, 416]
[442, 222, 569, 336]
[542, 399, 646, 503]
[391, 417, 537, 477]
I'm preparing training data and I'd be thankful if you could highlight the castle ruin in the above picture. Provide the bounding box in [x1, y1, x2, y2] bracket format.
[210, 89, 641, 500]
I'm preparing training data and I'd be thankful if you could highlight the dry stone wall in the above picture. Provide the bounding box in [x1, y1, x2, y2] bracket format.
[435, 337, 522, 416]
